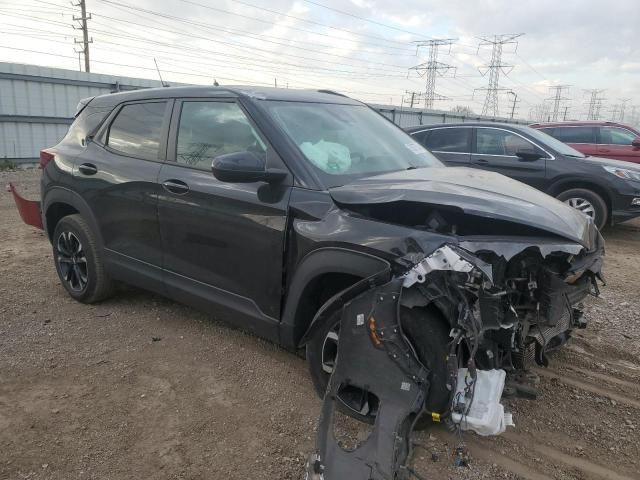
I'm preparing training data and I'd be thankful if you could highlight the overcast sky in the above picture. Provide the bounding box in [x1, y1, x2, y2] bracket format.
[1, 0, 639, 121]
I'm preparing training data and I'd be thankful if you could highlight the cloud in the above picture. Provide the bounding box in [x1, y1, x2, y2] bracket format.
[1, 0, 639, 120]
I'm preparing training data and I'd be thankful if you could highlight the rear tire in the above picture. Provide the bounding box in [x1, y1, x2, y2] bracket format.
[306, 305, 451, 429]
[556, 188, 608, 230]
[52, 214, 114, 303]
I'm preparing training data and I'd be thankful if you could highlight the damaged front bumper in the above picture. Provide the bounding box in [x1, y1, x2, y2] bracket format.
[305, 238, 603, 479]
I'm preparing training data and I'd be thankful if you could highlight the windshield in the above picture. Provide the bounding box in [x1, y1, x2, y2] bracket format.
[522, 126, 587, 158]
[262, 101, 443, 187]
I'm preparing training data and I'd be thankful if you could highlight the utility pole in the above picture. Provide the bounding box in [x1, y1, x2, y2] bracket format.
[609, 104, 620, 122]
[563, 105, 569, 120]
[409, 39, 456, 109]
[72, 0, 92, 72]
[585, 89, 606, 120]
[547, 85, 571, 122]
[508, 90, 519, 119]
[475, 33, 523, 117]
[403, 90, 424, 108]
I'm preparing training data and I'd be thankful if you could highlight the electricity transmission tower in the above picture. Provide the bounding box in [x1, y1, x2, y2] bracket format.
[631, 106, 639, 127]
[507, 90, 519, 119]
[585, 89, 606, 120]
[475, 34, 523, 117]
[547, 85, 571, 121]
[409, 39, 456, 109]
[618, 98, 632, 122]
[72, 0, 92, 72]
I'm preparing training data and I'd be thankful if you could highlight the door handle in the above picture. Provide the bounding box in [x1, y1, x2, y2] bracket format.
[599, 148, 611, 153]
[78, 163, 97, 175]
[162, 179, 190, 195]
[472, 158, 489, 164]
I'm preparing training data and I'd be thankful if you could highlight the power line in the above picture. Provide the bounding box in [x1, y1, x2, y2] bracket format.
[176, 0, 413, 51]
[475, 33, 523, 116]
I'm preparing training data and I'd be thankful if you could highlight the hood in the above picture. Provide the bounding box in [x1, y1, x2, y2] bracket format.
[582, 155, 640, 171]
[329, 167, 596, 249]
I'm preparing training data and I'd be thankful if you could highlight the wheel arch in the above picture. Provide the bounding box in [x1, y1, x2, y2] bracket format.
[43, 187, 102, 245]
[279, 248, 390, 350]
[546, 178, 612, 220]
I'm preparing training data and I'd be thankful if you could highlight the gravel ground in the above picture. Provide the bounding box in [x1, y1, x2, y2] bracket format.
[1, 169, 639, 480]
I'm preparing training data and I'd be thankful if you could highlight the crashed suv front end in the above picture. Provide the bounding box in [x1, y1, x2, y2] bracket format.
[299, 170, 604, 479]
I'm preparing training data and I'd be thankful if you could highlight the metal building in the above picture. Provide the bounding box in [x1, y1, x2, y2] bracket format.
[0, 62, 171, 165]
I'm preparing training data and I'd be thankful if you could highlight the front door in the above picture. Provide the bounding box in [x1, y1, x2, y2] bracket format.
[471, 127, 547, 189]
[157, 99, 291, 338]
[74, 100, 171, 290]
[597, 126, 640, 164]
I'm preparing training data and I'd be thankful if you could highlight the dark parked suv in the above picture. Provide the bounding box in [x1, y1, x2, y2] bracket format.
[407, 122, 640, 229]
[36, 87, 603, 422]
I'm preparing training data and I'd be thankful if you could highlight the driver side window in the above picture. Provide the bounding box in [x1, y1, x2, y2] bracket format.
[176, 101, 266, 170]
[600, 127, 636, 145]
[476, 128, 540, 156]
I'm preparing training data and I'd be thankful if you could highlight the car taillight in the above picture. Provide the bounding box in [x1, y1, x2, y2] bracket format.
[39, 149, 56, 169]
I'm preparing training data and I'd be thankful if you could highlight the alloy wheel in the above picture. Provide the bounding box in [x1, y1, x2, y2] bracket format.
[564, 197, 596, 218]
[321, 328, 340, 374]
[56, 231, 88, 292]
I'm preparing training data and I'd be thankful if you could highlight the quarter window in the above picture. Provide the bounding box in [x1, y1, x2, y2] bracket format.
[176, 102, 266, 170]
[600, 127, 636, 145]
[107, 102, 167, 160]
[550, 126, 595, 144]
[476, 128, 539, 156]
[423, 128, 471, 153]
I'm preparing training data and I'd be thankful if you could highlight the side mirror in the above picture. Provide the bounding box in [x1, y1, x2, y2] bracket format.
[515, 150, 544, 161]
[212, 151, 287, 184]
[631, 137, 640, 148]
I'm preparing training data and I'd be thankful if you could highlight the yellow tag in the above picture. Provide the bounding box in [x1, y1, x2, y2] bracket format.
[432, 412, 441, 422]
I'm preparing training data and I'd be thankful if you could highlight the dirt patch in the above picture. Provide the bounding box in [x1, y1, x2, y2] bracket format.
[1, 169, 639, 480]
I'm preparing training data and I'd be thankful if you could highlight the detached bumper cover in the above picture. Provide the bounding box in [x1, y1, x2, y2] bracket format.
[8, 182, 43, 230]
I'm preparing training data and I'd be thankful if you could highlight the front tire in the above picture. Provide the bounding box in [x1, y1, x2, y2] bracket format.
[556, 188, 608, 230]
[52, 214, 114, 303]
[306, 305, 451, 428]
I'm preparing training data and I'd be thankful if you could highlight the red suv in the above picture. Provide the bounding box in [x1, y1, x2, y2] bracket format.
[530, 121, 640, 164]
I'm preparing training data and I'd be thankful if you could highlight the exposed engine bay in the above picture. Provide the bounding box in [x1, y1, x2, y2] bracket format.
[304, 234, 604, 479]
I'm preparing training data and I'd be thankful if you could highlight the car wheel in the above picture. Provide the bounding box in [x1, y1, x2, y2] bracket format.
[52, 214, 114, 303]
[306, 305, 451, 429]
[556, 188, 608, 230]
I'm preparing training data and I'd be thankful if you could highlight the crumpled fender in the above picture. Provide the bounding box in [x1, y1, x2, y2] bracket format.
[8, 182, 43, 230]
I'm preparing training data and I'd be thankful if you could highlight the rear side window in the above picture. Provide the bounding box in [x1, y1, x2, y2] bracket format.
[424, 128, 471, 153]
[175, 101, 266, 171]
[550, 126, 595, 144]
[476, 128, 542, 156]
[107, 102, 167, 160]
[600, 127, 636, 145]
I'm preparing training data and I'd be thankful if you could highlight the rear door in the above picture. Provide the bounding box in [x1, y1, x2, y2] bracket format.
[156, 98, 292, 336]
[547, 126, 598, 157]
[471, 127, 548, 189]
[74, 100, 171, 290]
[419, 126, 472, 167]
[596, 126, 640, 163]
